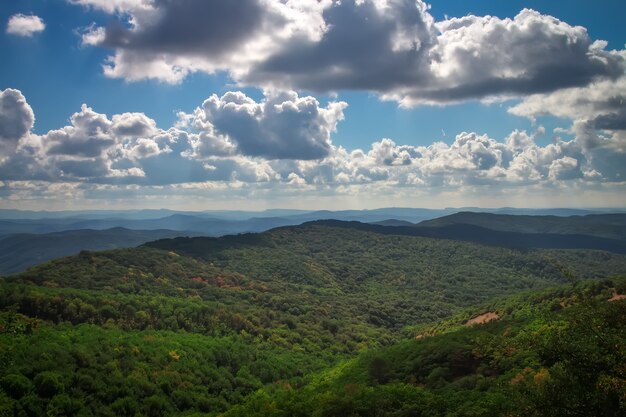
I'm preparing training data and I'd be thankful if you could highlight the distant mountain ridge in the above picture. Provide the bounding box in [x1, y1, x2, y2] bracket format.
[1, 207, 624, 238]
[0, 228, 200, 275]
[292, 219, 626, 254]
[2, 209, 626, 275]
[419, 211, 626, 240]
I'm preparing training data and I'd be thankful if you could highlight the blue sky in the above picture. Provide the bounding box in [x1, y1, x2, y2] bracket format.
[3, 0, 624, 145]
[1, 0, 625, 210]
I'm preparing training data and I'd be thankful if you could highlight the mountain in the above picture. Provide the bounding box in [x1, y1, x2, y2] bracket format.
[0, 208, 193, 220]
[0, 208, 314, 221]
[1, 221, 625, 415]
[419, 211, 626, 240]
[1, 208, 620, 238]
[0, 209, 449, 237]
[292, 219, 626, 254]
[0, 215, 291, 237]
[369, 219, 416, 227]
[0, 228, 200, 275]
[490, 207, 604, 216]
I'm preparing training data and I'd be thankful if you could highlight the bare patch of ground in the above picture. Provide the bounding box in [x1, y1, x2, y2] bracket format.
[466, 312, 500, 326]
[608, 293, 626, 302]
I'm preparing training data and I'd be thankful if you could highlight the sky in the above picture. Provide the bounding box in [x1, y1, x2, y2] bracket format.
[0, 0, 625, 210]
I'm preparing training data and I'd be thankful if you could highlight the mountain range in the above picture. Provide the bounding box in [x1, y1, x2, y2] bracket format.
[1, 207, 624, 237]
[0, 212, 625, 415]
[1, 209, 626, 275]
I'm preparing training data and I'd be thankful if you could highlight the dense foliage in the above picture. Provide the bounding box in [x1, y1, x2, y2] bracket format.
[0, 223, 625, 415]
[226, 279, 626, 417]
[0, 316, 332, 416]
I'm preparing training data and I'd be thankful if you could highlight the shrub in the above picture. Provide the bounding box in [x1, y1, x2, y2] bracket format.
[0, 374, 33, 399]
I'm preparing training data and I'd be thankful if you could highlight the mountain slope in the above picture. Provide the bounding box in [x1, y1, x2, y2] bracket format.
[2, 223, 626, 415]
[0, 228, 199, 275]
[142, 222, 626, 319]
[418, 211, 626, 240]
[225, 278, 626, 417]
[261, 219, 626, 254]
[2, 208, 618, 238]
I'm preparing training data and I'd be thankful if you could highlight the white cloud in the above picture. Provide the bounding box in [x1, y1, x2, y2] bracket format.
[184, 90, 347, 160]
[549, 156, 581, 181]
[79, 0, 328, 84]
[111, 112, 158, 138]
[387, 9, 624, 105]
[69, 0, 150, 14]
[0, 99, 171, 183]
[44, 104, 115, 158]
[75, 1, 626, 106]
[6, 14, 45, 37]
[2, 87, 626, 208]
[0, 89, 35, 163]
[279, 128, 624, 189]
[507, 73, 626, 182]
[509, 76, 626, 124]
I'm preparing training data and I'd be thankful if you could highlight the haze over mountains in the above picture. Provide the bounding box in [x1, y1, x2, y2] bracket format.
[0, 228, 204, 276]
[418, 211, 626, 240]
[0, 207, 621, 236]
[1, 208, 626, 275]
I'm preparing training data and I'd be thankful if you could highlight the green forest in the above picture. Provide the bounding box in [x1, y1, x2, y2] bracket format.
[226, 280, 626, 417]
[0, 223, 625, 416]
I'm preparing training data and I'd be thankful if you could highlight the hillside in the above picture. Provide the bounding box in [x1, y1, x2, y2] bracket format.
[225, 278, 626, 417]
[0, 228, 202, 275]
[287, 220, 626, 254]
[2, 211, 624, 278]
[1, 222, 626, 415]
[418, 212, 626, 240]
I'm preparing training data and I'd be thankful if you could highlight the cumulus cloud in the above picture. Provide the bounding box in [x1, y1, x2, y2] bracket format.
[76, 1, 626, 106]
[69, 0, 149, 14]
[510, 76, 626, 148]
[549, 156, 581, 181]
[2, 88, 625, 198]
[0, 89, 35, 162]
[0, 89, 347, 184]
[185, 91, 347, 160]
[509, 76, 626, 126]
[6, 14, 46, 37]
[244, 0, 435, 92]
[276, 127, 625, 190]
[79, 0, 326, 83]
[43, 104, 116, 157]
[389, 10, 624, 105]
[507, 71, 626, 183]
[0, 96, 170, 183]
[102, 0, 270, 56]
[41, 106, 174, 181]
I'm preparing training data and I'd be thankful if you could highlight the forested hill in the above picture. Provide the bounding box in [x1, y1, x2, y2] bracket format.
[2, 211, 625, 276]
[146, 219, 626, 255]
[418, 211, 626, 240]
[226, 277, 626, 417]
[1, 222, 626, 415]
